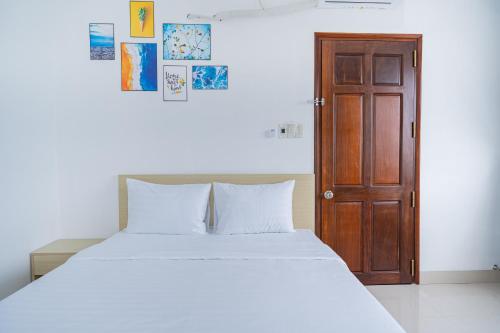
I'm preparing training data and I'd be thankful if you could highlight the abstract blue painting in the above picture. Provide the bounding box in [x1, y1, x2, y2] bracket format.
[89, 23, 115, 60]
[163, 24, 211, 60]
[192, 66, 228, 90]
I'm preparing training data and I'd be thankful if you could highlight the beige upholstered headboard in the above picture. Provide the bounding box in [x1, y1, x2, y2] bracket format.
[119, 174, 315, 231]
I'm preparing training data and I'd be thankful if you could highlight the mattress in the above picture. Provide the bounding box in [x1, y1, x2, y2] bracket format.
[0, 230, 405, 333]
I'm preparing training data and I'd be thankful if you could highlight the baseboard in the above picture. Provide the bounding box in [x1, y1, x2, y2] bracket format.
[420, 270, 500, 284]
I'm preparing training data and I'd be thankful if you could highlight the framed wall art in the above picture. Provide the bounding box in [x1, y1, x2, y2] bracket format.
[163, 23, 211, 60]
[163, 65, 188, 101]
[130, 1, 155, 38]
[121, 43, 158, 91]
[89, 23, 115, 60]
[192, 65, 228, 90]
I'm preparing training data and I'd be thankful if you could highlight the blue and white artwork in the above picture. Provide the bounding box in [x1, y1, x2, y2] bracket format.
[89, 23, 115, 60]
[192, 66, 228, 90]
[163, 24, 211, 60]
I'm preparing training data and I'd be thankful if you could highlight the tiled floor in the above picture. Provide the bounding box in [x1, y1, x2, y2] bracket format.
[368, 283, 500, 333]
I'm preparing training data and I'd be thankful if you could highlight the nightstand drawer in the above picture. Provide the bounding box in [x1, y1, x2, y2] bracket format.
[31, 254, 73, 276]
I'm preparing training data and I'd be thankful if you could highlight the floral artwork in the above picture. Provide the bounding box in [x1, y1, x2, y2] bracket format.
[130, 1, 154, 38]
[163, 24, 211, 60]
[192, 66, 228, 90]
[163, 66, 187, 101]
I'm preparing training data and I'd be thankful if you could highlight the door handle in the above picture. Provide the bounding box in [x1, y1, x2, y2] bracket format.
[323, 190, 334, 200]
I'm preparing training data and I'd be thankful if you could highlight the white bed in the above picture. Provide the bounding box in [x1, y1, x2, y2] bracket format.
[0, 175, 405, 332]
[0, 230, 404, 333]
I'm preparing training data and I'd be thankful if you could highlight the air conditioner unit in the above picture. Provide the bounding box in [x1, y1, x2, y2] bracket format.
[318, 0, 402, 9]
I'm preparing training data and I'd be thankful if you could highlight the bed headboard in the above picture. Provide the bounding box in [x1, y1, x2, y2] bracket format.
[118, 174, 315, 231]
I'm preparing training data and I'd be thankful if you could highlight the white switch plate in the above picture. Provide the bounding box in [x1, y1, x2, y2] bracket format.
[278, 123, 303, 139]
[278, 124, 288, 138]
[296, 124, 303, 138]
[265, 128, 277, 138]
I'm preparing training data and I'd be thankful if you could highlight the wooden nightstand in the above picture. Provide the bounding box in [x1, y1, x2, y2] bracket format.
[30, 239, 104, 281]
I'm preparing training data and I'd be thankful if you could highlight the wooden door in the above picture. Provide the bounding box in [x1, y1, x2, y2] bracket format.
[315, 34, 421, 285]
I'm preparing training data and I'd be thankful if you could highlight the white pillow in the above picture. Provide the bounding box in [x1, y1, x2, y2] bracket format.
[213, 181, 295, 234]
[126, 179, 211, 234]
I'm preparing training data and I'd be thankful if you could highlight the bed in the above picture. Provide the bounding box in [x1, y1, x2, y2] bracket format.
[0, 174, 404, 333]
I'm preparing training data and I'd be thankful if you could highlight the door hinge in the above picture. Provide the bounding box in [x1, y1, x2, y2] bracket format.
[314, 97, 325, 107]
[410, 259, 415, 277]
[412, 50, 418, 68]
[411, 191, 416, 208]
[411, 122, 416, 138]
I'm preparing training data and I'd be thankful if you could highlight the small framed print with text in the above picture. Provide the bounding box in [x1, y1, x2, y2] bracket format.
[163, 65, 187, 101]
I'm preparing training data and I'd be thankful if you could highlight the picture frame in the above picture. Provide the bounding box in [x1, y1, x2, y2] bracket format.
[121, 43, 158, 91]
[163, 23, 211, 60]
[89, 23, 115, 60]
[163, 65, 188, 101]
[192, 65, 228, 90]
[130, 1, 155, 38]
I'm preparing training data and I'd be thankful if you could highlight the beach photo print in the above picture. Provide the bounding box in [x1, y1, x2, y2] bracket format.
[89, 23, 115, 60]
[121, 43, 158, 91]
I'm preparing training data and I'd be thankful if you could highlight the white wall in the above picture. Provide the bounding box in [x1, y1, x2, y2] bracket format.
[493, 0, 500, 265]
[53, 0, 500, 270]
[0, 2, 61, 299]
[1, 0, 499, 298]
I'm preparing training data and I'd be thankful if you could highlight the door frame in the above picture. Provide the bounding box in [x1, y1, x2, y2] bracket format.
[314, 33, 422, 283]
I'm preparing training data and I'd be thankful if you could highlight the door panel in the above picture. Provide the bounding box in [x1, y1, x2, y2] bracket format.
[373, 94, 402, 185]
[333, 202, 363, 272]
[372, 202, 400, 271]
[335, 54, 364, 85]
[373, 55, 402, 86]
[319, 38, 417, 285]
[334, 95, 364, 185]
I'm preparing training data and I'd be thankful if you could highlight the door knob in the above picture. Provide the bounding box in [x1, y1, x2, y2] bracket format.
[323, 190, 334, 200]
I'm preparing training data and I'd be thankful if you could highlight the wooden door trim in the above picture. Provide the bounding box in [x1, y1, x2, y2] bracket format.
[314, 32, 422, 284]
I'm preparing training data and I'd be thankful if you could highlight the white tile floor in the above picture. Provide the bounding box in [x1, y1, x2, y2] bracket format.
[368, 283, 500, 333]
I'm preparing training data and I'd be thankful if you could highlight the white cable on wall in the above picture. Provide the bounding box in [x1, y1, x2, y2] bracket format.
[187, 0, 319, 22]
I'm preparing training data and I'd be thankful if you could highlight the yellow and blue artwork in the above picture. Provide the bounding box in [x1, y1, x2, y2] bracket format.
[130, 1, 154, 38]
[89, 23, 114, 60]
[121, 43, 157, 91]
[163, 24, 211, 60]
[192, 66, 228, 90]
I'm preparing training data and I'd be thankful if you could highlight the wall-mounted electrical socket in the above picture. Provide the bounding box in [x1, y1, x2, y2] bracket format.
[278, 123, 303, 139]
[278, 124, 288, 138]
[265, 128, 277, 138]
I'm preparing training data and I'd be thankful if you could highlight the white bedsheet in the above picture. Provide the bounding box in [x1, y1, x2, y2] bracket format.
[0, 230, 405, 333]
[73, 230, 345, 261]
